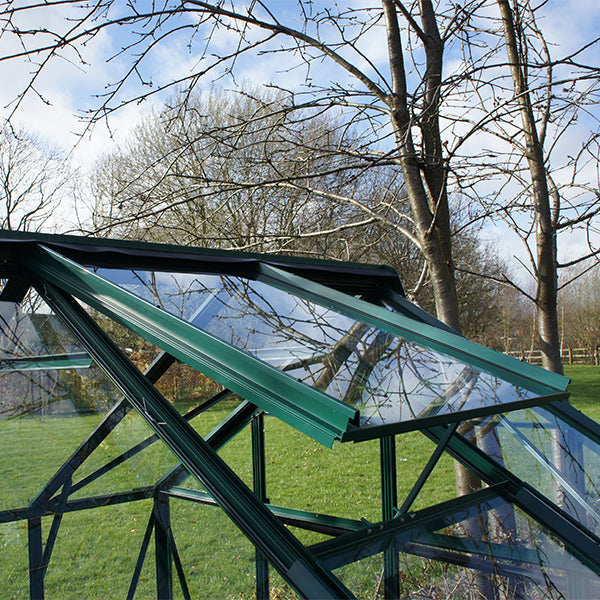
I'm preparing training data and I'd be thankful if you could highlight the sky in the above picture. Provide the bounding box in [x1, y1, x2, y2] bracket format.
[1, 0, 599, 283]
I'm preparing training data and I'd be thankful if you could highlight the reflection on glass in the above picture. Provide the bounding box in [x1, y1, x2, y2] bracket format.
[98, 269, 537, 428]
[328, 495, 599, 599]
[0, 295, 127, 510]
[420, 496, 600, 599]
[463, 406, 600, 537]
[0, 298, 85, 360]
[0, 364, 122, 510]
[0, 295, 121, 420]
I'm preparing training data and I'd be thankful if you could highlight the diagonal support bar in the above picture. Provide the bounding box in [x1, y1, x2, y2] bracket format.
[398, 422, 459, 515]
[69, 390, 233, 498]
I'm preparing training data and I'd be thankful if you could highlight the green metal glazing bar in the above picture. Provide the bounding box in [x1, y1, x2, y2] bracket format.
[40, 480, 72, 583]
[311, 485, 506, 570]
[28, 517, 44, 600]
[340, 390, 569, 441]
[166, 487, 364, 536]
[35, 281, 355, 600]
[157, 399, 259, 491]
[252, 413, 269, 600]
[256, 264, 569, 396]
[25, 244, 357, 447]
[0, 353, 92, 372]
[168, 525, 192, 600]
[379, 436, 399, 600]
[0, 490, 154, 524]
[154, 495, 173, 600]
[0, 276, 30, 302]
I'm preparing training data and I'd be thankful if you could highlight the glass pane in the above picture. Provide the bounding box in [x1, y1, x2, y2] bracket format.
[164, 397, 252, 492]
[0, 520, 29, 599]
[98, 270, 538, 429]
[94, 312, 162, 372]
[169, 499, 256, 599]
[155, 361, 224, 415]
[0, 365, 123, 511]
[263, 415, 381, 523]
[0, 297, 86, 360]
[463, 406, 600, 536]
[68, 408, 180, 500]
[323, 494, 600, 599]
[416, 496, 600, 599]
[334, 554, 383, 599]
[44, 501, 156, 599]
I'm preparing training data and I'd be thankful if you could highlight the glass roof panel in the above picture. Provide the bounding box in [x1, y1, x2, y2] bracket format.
[98, 269, 539, 430]
[463, 406, 600, 537]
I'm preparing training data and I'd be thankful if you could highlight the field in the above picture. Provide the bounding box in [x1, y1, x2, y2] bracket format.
[564, 364, 600, 421]
[0, 365, 597, 598]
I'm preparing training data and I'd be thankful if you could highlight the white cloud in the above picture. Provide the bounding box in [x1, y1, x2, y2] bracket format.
[0, 0, 598, 266]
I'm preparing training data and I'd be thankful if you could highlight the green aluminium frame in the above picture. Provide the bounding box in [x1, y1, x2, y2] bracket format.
[0, 229, 598, 600]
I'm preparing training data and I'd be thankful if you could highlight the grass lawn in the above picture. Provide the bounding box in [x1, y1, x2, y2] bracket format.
[0, 367, 599, 599]
[565, 364, 600, 421]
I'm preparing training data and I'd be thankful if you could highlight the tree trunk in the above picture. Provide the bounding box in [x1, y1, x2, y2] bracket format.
[497, 0, 563, 376]
[382, 0, 461, 333]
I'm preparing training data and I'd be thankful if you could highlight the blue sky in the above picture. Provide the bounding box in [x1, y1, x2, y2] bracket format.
[1, 0, 599, 281]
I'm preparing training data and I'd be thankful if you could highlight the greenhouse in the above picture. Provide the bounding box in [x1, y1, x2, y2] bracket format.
[0, 229, 599, 599]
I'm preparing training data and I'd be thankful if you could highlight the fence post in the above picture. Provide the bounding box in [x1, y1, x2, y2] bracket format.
[568, 348, 573, 365]
[595, 347, 599, 366]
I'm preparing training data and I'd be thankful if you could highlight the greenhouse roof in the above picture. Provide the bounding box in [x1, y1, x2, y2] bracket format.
[0, 230, 597, 600]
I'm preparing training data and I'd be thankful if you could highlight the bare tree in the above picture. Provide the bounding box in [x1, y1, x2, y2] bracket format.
[89, 88, 407, 264]
[1, 1, 479, 330]
[0, 122, 72, 232]
[444, 0, 600, 374]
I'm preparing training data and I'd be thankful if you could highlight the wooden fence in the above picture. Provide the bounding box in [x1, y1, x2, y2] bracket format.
[506, 347, 600, 366]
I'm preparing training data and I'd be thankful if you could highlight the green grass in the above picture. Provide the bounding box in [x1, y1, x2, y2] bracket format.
[565, 364, 600, 421]
[1, 367, 599, 599]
